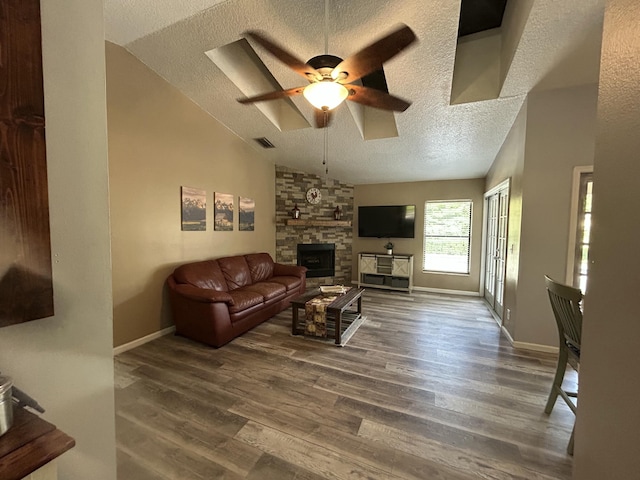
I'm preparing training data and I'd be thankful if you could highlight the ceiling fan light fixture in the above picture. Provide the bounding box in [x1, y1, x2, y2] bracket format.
[303, 81, 348, 110]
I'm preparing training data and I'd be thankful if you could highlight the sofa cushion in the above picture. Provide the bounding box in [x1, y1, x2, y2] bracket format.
[227, 289, 264, 314]
[173, 284, 234, 305]
[270, 275, 303, 292]
[243, 281, 286, 301]
[173, 260, 228, 291]
[245, 253, 275, 283]
[218, 255, 252, 290]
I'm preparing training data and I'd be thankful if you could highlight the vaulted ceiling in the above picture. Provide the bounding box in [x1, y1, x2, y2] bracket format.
[104, 0, 604, 184]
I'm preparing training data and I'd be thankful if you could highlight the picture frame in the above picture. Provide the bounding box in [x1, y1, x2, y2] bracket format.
[239, 197, 255, 231]
[214, 192, 234, 231]
[180, 186, 206, 231]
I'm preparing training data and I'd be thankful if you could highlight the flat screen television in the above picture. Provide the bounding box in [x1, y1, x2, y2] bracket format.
[358, 205, 416, 238]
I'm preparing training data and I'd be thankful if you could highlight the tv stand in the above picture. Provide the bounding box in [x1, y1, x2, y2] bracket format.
[358, 253, 413, 293]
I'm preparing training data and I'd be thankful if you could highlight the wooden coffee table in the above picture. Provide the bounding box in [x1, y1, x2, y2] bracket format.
[290, 287, 365, 346]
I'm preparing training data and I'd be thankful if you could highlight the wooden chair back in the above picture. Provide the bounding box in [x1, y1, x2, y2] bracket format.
[544, 275, 582, 354]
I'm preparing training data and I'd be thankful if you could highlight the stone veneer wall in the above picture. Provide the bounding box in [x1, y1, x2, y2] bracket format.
[275, 165, 354, 289]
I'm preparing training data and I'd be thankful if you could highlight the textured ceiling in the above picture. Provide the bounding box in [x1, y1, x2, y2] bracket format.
[104, 0, 604, 184]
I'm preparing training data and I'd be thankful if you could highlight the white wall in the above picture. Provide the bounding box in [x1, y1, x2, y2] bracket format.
[0, 1, 116, 479]
[486, 85, 598, 348]
[106, 42, 276, 348]
[485, 100, 527, 338]
[573, 0, 640, 476]
[517, 84, 598, 346]
[353, 179, 486, 293]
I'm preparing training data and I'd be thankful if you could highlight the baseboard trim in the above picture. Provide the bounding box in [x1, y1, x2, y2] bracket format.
[113, 326, 176, 356]
[511, 341, 559, 354]
[499, 326, 558, 353]
[485, 302, 503, 327]
[349, 280, 481, 297]
[501, 325, 515, 344]
[412, 286, 481, 297]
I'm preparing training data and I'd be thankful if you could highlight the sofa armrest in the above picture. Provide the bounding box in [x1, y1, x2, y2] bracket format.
[273, 263, 307, 278]
[174, 284, 235, 305]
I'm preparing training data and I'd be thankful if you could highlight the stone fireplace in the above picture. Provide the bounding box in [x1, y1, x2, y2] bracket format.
[297, 243, 335, 278]
[275, 165, 354, 289]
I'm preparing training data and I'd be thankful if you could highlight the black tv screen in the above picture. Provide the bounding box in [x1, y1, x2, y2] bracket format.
[358, 205, 416, 238]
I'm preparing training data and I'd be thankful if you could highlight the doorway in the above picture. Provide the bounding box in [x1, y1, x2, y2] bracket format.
[483, 181, 509, 321]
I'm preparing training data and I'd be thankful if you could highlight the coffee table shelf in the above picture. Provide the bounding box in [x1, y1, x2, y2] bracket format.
[290, 288, 364, 346]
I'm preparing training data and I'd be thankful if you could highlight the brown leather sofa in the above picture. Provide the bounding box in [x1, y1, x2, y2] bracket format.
[167, 253, 307, 347]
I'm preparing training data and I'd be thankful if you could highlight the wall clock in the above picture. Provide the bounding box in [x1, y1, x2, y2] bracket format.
[306, 187, 321, 204]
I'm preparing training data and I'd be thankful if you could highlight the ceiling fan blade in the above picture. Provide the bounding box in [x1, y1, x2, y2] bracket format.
[332, 24, 416, 83]
[346, 84, 411, 112]
[237, 86, 304, 104]
[244, 30, 322, 82]
[314, 109, 332, 128]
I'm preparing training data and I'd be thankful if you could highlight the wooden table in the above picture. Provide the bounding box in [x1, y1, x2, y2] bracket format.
[291, 287, 365, 346]
[0, 406, 75, 480]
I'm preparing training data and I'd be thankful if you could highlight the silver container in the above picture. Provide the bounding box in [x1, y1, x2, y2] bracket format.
[0, 375, 13, 437]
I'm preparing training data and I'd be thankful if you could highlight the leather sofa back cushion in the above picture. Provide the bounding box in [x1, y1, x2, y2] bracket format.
[173, 260, 228, 291]
[218, 255, 252, 290]
[245, 253, 275, 283]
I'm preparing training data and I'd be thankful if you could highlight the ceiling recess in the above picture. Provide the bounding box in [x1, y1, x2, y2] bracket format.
[205, 39, 310, 132]
[458, 0, 508, 37]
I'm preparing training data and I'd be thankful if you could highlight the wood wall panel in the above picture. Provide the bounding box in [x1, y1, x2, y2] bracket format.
[0, 0, 54, 326]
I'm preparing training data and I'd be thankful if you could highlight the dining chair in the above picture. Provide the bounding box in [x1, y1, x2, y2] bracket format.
[543, 275, 582, 455]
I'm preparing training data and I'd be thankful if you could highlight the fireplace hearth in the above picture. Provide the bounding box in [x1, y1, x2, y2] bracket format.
[297, 243, 335, 278]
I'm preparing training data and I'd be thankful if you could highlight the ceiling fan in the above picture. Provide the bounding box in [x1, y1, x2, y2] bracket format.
[236, 22, 417, 128]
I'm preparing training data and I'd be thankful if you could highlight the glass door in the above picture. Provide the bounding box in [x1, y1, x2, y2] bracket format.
[484, 182, 509, 320]
[484, 194, 498, 308]
[494, 188, 509, 317]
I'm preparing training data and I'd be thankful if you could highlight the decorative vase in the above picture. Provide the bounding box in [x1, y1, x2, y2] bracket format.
[333, 205, 342, 220]
[387, 249, 393, 255]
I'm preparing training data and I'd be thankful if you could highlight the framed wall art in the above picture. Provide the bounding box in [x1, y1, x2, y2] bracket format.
[239, 197, 255, 231]
[214, 192, 234, 231]
[180, 186, 206, 231]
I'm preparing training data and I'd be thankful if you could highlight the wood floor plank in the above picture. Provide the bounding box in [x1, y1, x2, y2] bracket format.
[334, 388, 573, 456]
[333, 395, 525, 465]
[245, 453, 327, 480]
[229, 393, 363, 437]
[117, 448, 169, 480]
[358, 419, 560, 480]
[117, 414, 244, 479]
[235, 420, 408, 480]
[435, 391, 575, 431]
[305, 424, 479, 480]
[383, 360, 549, 409]
[128, 363, 238, 410]
[116, 377, 247, 437]
[115, 290, 574, 479]
[118, 396, 262, 477]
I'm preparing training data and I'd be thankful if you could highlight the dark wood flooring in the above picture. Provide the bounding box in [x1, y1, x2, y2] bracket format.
[115, 289, 576, 479]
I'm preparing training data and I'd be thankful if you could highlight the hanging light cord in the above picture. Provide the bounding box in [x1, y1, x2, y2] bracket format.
[324, 0, 329, 55]
[323, 112, 329, 175]
[322, 0, 330, 177]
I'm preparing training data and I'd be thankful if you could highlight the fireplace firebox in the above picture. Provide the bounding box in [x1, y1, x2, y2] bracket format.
[297, 243, 335, 278]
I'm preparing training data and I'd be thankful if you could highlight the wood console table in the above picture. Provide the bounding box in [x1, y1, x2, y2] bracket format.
[358, 252, 414, 293]
[0, 406, 75, 480]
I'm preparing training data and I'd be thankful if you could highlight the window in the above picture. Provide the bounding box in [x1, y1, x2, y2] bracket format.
[423, 200, 472, 274]
[566, 167, 593, 293]
[573, 172, 593, 292]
